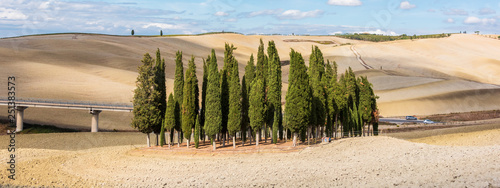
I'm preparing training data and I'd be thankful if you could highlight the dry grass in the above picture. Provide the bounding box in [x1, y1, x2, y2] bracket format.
[1, 33, 500, 130]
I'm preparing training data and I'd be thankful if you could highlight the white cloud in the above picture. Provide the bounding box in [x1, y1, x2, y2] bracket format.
[463, 16, 496, 25]
[445, 18, 455, 23]
[327, 0, 362, 6]
[443, 9, 468, 16]
[0, 8, 28, 20]
[329, 31, 343, 35]
[214, 11, 228, 16]
[225, 18, 237, 22]
[278, 9, 323, 20]
[399, 1, 416, 10]
[357, 29, 397, 36]
[479, 8, 496, 15]
[248, 9, 282, 17]
[142, 23, 184, 30]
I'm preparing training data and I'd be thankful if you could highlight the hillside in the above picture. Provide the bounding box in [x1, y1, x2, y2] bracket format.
[1, 33, 499, 130]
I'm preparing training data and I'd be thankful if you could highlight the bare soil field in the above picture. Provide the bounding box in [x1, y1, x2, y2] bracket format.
[0, 124, 499, 187]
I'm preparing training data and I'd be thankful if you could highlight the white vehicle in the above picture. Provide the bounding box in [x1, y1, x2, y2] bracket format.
[405, 116, 417, 120]
[423, 119, 434, 124]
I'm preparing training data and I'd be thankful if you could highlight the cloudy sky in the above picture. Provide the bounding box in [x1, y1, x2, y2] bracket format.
[1, 0, 499, 38]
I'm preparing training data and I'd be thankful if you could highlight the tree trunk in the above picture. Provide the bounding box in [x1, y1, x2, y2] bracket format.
[146, 133, 151, 147]
[293, 132, 297, 147]
[334, 114, 338, 139]
[233, 135, 236, 149]
[222, 132, 226, 147]
[256, 131, 260, 146]
[362, 122, 364, 136]
[285, 129, 287, 142]
[315, 126, 319, 143]
[212, 137, 216, 150]
[187, 138, 190, 148]
[264, 125, 267, 143]
[368, 123, 371, 136]
[168, 131, 171, 149]
[177, 131, 180, 147]
[156, 134, 159, 146]
[307, 127, 311, 145]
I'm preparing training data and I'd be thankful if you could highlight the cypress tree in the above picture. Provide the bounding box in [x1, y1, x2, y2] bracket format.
[337, 75, 349, 137]
[358, 76, 373, 136]
[220, 44, 233, 146]
[324, 60, 333, 137]
[370, 85, 379, 136]
[132, 53, 161, 147]
[226, 44, 242, 149]
[174, 51, 184, 145]
[205, 49, 222, 150]
[249, 78, 265, 146]
[256, 39, 266, 81]
[255, 39, 268, 142]
[154, 48, 167, 146]
[241, 54, 255, 146]
[201, 58, 208, 143]
[182, 56, 199, 148]
[285, 49, 311, 147]
[267, 41, 282, 144]
[241, 76, 249, 146]
[308, 46, 326, 142]
[325, 60, 339, 138]
[194, 114, 200, 148]
[245, 54, 256, 91]
[165, 93, 176, 148]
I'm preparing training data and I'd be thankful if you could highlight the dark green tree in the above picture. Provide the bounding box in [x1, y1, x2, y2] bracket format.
[164, 93, 176, 148]
[267, 41, 282, 144]
[343, 68, 357, 137]
[325, 60, 339, 138]
[131, 29, 134, 36]
[323, 60, 333, 137]
[255, 39, 268, 142]
[182, 56, 199, 148]
[249, 78, 265, 146]
[241, 76, 249, 146]
[132, 53, 161, 147]
[154, 49, 166, 146]
[200, 58, 209, 143]
[220, 45, 232, 146]
[256, 39, 267, 82]
[241, 54, 255, 146]
[225, 44, 242, 149]
[245, 54, 256, 91]
[174, 51, 184, 146]
[194, 114, 200, 148]
[285, 49, 311, 147]
[308, 46, 326, 142]
[160, 30, 163, 36]
[335, 74, 348, 137]
[205, 49, 222, 150]
[357, 76, 373, 136]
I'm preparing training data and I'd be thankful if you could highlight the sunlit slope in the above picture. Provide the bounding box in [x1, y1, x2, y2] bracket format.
[0, 33, 499, 130]
[355, 34, 500, 116]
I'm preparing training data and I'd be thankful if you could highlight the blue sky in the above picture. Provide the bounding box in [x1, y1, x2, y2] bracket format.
[1, 0, 499, 38]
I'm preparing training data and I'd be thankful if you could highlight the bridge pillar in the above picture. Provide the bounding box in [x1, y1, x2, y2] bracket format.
[90, 109, 102, 132]
[15, 106, 28, 132]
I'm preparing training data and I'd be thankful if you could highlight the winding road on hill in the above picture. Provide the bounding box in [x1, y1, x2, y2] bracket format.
[351, 45, 373, 69]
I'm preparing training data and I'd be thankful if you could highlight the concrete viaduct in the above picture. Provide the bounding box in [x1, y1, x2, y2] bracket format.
[0, 98, 132, 132]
